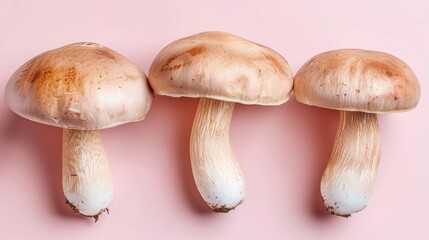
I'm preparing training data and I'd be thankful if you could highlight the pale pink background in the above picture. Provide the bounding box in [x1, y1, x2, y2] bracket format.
[0, 0, 427, 239]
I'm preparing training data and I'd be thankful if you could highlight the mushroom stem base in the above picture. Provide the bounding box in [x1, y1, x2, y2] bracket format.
[190, 98, 245, 212]
[321, 111, 381, 217]
[62, 129, 113, 219]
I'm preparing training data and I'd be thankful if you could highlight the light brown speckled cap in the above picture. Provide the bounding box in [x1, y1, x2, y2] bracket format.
[148, 31, 293, 105]
[294, 49, 420, 113]
[5, 42, 153, 130]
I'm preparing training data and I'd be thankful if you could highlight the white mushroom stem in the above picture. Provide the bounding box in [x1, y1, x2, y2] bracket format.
[62, 129, 113, 221]
[321, 111, 381, 217]
[190, 98, 245, 212]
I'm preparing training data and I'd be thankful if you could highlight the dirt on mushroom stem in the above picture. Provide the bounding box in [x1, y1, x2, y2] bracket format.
[65, 199, 109, 223]
[210, 199, 244, 213]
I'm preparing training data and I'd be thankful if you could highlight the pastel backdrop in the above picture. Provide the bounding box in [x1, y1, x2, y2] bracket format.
[0, 0, 427, 239]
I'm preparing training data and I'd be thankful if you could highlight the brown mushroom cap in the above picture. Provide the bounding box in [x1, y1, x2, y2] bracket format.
[294, 49, 420, 113]
[148, 31, 293, 105]
[5, 42, 153, 130]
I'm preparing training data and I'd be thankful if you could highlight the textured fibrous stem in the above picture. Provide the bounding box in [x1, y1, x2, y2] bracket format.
[62, 129, 113, 220]
[321, 111, 381, 217]
[190, 98, 245, 212]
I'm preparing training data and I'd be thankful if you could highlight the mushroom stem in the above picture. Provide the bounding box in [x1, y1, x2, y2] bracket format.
[321, 111, 381, 217]
[62, 129, 113, 220]
[190, 98, 245, 212]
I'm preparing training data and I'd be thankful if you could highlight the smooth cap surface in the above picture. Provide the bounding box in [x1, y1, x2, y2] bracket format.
[5, 42, 153, 129]
[148, 31, 293, 105]
[294, 49, 420, 113]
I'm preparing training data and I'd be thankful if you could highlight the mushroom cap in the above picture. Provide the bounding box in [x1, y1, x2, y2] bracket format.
[294, 49, 420, 113]
[5, 42, 153, 130]
[148, 31, 293, 105]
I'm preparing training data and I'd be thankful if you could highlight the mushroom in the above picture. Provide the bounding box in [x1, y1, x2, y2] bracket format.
[4, 42, 153, 221]
[149, 31, 293, 212]
[294, 49, 420, 217]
